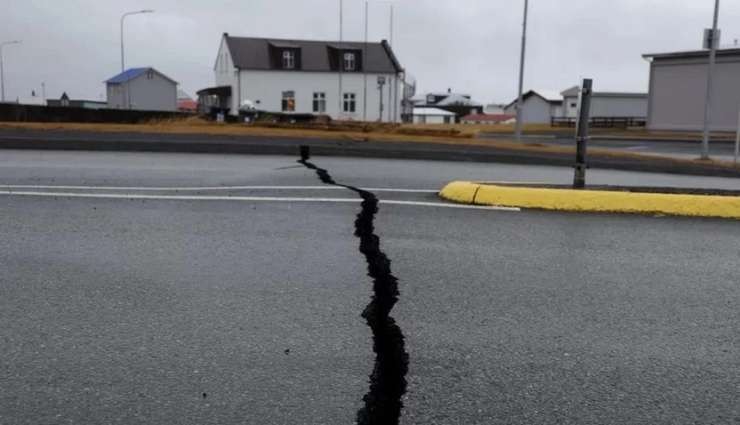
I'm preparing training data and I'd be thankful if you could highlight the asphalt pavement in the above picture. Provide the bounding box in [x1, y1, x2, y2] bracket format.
[1, 150, 739, 424]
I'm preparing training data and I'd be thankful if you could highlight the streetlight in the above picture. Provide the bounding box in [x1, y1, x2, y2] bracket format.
[120, 9, 154, 72]
[0, 40, 22, 103]
[514, 0, 529, 141]
[363, 1, 397, 122]
[700, 0, 720, 160]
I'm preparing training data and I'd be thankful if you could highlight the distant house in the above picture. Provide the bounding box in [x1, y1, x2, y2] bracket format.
[106, 67, 178, 111]
[413, 90, 483, 122]
[198, 33, 405, 122]
[643, 48, 740, 131]
[461, 113, 516, 125]
[15, 89, 45, 106]
[47, 92, 106, 109]
[484, 103, 507, 114]
[412, 107, 456, 124]
[503, 90, 563, 124]
[177, 90, 198, 113]
[560, 86, 647, 119]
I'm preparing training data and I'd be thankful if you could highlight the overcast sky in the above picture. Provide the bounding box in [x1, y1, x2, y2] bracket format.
[3, 0, 739, 104]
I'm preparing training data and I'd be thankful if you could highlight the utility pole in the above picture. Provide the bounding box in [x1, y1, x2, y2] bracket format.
[120, 9, 153, 109]
[390, 4, 397, 123]
[378, 76, 386, 122]
[363, 1, 369, 121]
[700, 0, 720, 160]
[120, 10, 154, 72]
[514, 0, 529, 141]
[573, 79, 593, 189]
[0, 40, 22, 103]
[338, 0, 344, 119]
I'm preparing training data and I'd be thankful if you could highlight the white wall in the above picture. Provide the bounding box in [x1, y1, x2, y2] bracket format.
[564, 95, 647, 118]
[413, 114, 451, 124]
[648, 57, 740, 131]
[504, 95, 554, 124]
[215, 37, 237, 111]
[107, 73, 177, 111]
[237, 70, 402, 122]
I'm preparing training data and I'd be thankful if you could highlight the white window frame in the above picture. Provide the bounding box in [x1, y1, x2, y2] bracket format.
[313, 92, 326, 113]
[343, 52, 356, 71]
[282, 91, 296, 112]
[282, 50, 295, 69]
[343, 93, 356, 113]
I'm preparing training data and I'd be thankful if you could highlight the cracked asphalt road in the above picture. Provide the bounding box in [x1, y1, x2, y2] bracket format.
[1, 150, 739, 424]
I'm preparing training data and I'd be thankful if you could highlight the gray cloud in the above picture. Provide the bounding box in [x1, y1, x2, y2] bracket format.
[3, 0, 738, 104]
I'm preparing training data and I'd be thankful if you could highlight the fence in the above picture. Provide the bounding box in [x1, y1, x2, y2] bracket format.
[0, 103, 191, 124]
[551, 116, 646, 128]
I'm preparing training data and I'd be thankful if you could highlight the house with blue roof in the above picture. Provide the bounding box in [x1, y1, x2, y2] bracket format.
[106, 67, 178, 111]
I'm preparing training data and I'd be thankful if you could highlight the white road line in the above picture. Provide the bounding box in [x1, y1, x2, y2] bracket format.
[0, 190, 519, 211]
[0, 185, 440, 193]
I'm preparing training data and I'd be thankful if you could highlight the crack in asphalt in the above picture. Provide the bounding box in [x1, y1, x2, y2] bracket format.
[298, 146, 409, 425]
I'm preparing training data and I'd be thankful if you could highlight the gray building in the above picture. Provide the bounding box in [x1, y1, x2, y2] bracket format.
[644, 48, 740, 131]
[503, 90, 563, 124]
[106, 67, 178, 111]
[561, 86, 647, 119]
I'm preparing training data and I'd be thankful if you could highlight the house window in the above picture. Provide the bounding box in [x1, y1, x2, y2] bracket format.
[343, 93, 356, 113]
[282, 50, 295, 69]
[313, 92, 326, 113]
[570, 102, 577, 108]
[282, 91, 296, 112]
[343, 52, 356, 71]
[146, 70, 154, 79]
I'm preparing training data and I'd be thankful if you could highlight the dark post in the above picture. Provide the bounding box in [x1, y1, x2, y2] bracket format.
[573, 78, 593, 189]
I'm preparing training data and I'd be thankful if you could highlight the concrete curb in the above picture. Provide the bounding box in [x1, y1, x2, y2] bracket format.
[439, 181, 740, 219]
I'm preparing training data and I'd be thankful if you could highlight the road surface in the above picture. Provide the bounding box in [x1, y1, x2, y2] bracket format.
[1, 150, 739, 424]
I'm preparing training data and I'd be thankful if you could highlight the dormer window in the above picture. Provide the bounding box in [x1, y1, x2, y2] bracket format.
[282, 50, 295, 69]
[344, 52, 356, 71]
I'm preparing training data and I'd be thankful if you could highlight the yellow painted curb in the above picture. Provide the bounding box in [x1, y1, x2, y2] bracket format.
[439, 181, 740, 219]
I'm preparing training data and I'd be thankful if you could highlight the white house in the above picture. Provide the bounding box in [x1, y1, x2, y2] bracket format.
[412, 107, 456, 124]
[106, 67, 178, 111]
[412, 91, 483, 122]
[503, 90, 563, 124]
[205, 34, 404, 122]
[643, 48, 740, 131]
[561, 86, 647, 119]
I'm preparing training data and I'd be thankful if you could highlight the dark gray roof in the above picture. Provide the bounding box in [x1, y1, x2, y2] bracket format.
[643, 48, 740, 60]
[224, 35, 402, 73]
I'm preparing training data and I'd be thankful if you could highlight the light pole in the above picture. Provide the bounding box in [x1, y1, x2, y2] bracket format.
[700, 0, 720, 160]
[120, 9, 154, 72]
[338, 0, 344, 119]
[514, 0, 529, 141]
[363, 1, 397, 122]
[0, 40, 22, 103]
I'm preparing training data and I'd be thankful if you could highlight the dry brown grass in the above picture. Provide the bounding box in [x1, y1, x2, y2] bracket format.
[0, 119, 476, 144]
[403, 122, 737, 141]
[1, 119, 737, 169]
